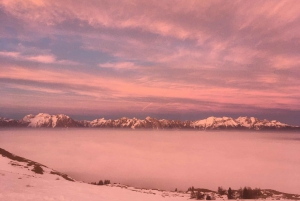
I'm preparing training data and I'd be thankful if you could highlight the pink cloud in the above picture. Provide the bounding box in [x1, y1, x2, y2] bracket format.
[0, 51, 21, 58]
[99, 62, 138, 70]
[5, 83, 64, 94]
[0, 51, 80, 65]
[2, 0, 299, 44]
[0, 51, 55, 63]
[27, 54, 56, 63]
[1, 65, 299, 113]
[1, 0, 300, 116]
[223, 47, 264, 65]
[270, 55, 300, 69]
[3, 0, 298, 70]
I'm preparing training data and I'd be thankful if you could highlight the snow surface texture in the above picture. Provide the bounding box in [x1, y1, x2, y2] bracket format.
[0, 113, 298, 130]
[0, 148, 190, 201]
[1, 148, 299, 201]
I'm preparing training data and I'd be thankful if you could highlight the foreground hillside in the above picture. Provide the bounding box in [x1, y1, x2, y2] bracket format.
[1, 113, 299, 130]
[0, 147, 189, 201]
[1, 148, 300, 201]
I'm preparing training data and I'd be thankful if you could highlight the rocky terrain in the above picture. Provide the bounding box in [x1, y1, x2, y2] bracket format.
[0, 113, 299, 130]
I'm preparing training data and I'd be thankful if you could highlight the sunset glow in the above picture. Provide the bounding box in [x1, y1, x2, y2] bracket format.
[1, 0, 300, 124]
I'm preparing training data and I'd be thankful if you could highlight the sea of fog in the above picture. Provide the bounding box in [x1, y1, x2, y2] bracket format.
[0, 129, 299, 194]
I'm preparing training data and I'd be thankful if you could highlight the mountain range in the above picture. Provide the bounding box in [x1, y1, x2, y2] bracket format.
[0, 113, 299, 130]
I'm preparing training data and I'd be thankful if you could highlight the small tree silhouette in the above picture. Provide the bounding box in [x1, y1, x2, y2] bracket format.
[190, 188, 195, 198]
[228, 187, 233, 199]
[242, 187, 254, 199]
[218, 186, 226, 195]
[104, 180, 111, 185]
[32, 165, 44, 174]
[196, 190, 205, 200]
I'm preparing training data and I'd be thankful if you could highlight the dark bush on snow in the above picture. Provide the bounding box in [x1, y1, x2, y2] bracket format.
[32, 165, 44, 174]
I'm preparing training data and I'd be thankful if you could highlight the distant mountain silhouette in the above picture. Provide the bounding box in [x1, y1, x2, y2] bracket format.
[1, 113, 299, 130]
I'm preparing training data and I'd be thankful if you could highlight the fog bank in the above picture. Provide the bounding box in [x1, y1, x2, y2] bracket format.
[0, 129, 299, 194]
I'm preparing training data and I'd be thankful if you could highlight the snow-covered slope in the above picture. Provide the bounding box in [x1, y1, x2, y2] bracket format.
[236, 116, 290, 130]
[191, 116, 239, 129]
[190, 116, 292, 130]
[0, 148, 75, 182]
[89, 116, 191, 129]
[1, 147, 300, 200]
[89, 116, 297, 130]
[0, 147, 190, 201]
[21, 113, 82, 128]
[90, 116, 155, 129]
[0, 117, 19, 127]
[0, 113, 298, 130]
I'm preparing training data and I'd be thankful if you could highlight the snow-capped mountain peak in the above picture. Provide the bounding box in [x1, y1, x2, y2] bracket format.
[21, 113, 81, 128]
[235, 116, 290, 130]
[192, 116, 239, 129]
[0, 113, 298, 130]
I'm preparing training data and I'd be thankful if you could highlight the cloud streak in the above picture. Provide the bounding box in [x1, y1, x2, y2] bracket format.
[0, 51, 80, 65]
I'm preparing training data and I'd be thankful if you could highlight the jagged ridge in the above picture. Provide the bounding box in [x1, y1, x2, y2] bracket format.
[0, 113, 299, 130]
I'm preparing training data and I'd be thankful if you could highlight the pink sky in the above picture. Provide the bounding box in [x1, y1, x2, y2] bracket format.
[0, 0, 300, 124]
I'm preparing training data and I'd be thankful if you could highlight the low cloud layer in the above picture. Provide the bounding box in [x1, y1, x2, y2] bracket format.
[0, 0, 300, 124]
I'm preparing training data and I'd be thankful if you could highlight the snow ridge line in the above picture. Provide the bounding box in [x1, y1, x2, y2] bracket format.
[0, 113, 299, 130]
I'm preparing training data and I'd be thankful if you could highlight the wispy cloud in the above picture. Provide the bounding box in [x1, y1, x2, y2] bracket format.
[0, 51, 80, 65]
[1, 0, 300, 123]
[142, 103, 153, 111]
[99, 62, 139, 70]
[1, 65, 299, 113]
